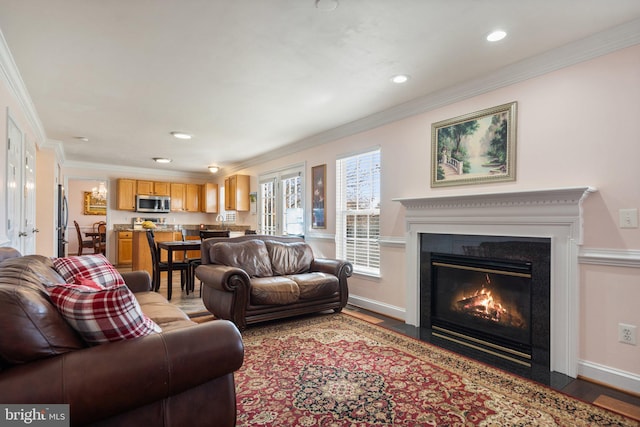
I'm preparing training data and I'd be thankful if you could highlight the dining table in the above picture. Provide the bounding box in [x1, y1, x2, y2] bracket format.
[156, 239, 201, 297]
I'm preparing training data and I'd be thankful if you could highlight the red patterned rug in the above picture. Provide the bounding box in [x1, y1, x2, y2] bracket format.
[235, 313, 637, 426]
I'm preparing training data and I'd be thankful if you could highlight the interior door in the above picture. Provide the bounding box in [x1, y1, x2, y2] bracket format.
[6, 115, 22, 250]
[22, 139, 37, 254]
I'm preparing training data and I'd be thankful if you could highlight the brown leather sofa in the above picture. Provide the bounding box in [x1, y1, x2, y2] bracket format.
[195, 235, 352, 330]
[0, 247, 244, 427]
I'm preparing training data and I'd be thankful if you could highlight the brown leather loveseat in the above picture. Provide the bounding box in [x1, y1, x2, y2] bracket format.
[195, 235, 352, 330]
[0, 248, 244, 426]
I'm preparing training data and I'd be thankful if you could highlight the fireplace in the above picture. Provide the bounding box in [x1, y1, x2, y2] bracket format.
[421, 235, 550, 368]
[394, 187, 596, 377]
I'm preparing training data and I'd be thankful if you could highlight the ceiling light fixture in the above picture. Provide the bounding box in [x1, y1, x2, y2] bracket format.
[153, 157, 172, 163]
[487, 30, 507, 42]
[391, 74, 410, 84]
[170, 131, 192, 140]
[208, 165, 220, 174]
[315, 0, 338, 11]
[74, 136, 89, 142]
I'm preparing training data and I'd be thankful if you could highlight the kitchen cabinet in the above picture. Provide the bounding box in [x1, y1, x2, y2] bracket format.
[185, 184, 201, 212]
[170, 183, 200, 212]
[224, 174, 250, 211]
[170, 183, 185, 212]
[201, 182, 219, 213]
[137, 180, 170, 196]
[117, 231, 133, 266]
[117, 179, 136, 211]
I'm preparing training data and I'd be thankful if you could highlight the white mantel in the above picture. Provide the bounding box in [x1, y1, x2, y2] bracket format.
[394, 186, 596, 377]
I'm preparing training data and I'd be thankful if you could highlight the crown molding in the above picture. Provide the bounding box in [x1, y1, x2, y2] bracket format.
[234, 18, 640, 171]
[0, 29, 47, 144]
[62, 159, 212, 180]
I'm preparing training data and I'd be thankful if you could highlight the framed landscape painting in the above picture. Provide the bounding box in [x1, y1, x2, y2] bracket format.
[431, 102, 517, 187]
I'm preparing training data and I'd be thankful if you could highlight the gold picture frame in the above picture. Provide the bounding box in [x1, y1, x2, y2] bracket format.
[83, 192, 107, 215]
[431, 101, 517, 187]
[311, 164, 326, 229]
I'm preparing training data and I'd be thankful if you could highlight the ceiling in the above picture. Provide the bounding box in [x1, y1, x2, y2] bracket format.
[1, 1, 639, 175]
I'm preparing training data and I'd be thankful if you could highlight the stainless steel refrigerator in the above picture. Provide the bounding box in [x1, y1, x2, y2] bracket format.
[57, 184, 68, 257]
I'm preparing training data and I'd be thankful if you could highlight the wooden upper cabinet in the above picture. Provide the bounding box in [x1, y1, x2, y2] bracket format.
[170, 183, 185, 211]
[137, 180, 170, 196]
[137, 180, 153, 195]
[185, 184, 201, 212]
[154, 181, 170, 196]
[117, 179, 136, 211]
[201, 182, 219, 213]
[225, 174, 250, 211]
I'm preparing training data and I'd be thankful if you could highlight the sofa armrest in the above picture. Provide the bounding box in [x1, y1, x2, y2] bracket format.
[0, 320, 244, 426]
[195, 264, 251, 292]
[121, 270, 153, 293]
[311, 258, 353, 279]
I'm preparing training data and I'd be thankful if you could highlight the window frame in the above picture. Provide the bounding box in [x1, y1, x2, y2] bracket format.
[257, 163, 305, 236]
[336, 148, 381, 277]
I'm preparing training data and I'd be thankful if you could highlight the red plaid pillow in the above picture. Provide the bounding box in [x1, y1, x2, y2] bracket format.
[48, 284, 161, 344]
[53, 254, 125, 288]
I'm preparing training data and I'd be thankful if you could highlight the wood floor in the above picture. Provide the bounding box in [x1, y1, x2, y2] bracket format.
[150, 271, 640, 422]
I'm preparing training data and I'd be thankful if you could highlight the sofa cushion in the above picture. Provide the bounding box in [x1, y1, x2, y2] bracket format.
[288, 273, 339, 299]
[48, 284, 161, 345]
[210, 240, 273, 278]
[265, 240, 313, 276]
[53, 254, 125, 288]
[135, 291, 193, 326]
[250, 277, 300, 305]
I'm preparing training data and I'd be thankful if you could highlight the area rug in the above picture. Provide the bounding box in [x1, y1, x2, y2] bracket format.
[235, 313, 638, 426]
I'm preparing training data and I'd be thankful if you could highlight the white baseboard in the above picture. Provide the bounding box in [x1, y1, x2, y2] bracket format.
[347, 295, 406, 320]
[578, 359, 640, 394]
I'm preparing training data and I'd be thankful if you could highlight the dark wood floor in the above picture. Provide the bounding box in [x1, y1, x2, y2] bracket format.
[344, 305, 640, 422]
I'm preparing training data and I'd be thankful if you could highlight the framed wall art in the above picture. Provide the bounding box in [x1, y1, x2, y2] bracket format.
[83, 192, 107, 215]
[431, 101, 517, 187]
[311, 164, 326, 229]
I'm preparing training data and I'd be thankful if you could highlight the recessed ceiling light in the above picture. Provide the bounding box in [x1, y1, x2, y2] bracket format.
[74, 136, 89, 142]
[153, 157, 172, 163]
[208, 165, 220, 174]
[487, 30, 507, 42]
[315, 0, 338, 11]
[170, 131, 192, 140]
[391, 74, 410, 84]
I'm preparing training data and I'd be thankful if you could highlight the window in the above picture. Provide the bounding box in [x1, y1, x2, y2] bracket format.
[336, 149, 381, 276]
[258, 165, 304, 236]
[218, 186, 236, 223]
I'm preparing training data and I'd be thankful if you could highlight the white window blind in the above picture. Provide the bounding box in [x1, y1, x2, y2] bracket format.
[336, 149, 381, 275]
[259, 178, 277, 235]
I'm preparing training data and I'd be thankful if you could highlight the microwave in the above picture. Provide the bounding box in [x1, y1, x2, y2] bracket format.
[136, 195, 171, 213]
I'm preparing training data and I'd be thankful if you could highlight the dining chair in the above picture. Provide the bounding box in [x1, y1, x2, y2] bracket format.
[92, 221, 107, 255]
[188, 229, 231, 296]
[145, 230, 190, 300]
[74, 220, 94, 256]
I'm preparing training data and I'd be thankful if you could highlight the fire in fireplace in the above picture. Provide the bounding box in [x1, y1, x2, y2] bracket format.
[430, 253, 533, 362]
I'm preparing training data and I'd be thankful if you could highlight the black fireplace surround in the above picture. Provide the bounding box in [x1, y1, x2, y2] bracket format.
[420, 234, 551, 370]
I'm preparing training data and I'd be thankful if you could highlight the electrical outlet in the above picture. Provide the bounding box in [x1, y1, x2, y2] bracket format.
[619, 208, 639, 229]
[618, 323, 637, 345]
